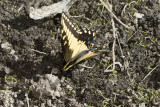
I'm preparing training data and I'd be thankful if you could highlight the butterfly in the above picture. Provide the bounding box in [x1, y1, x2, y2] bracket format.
[61, 13, 106, 71]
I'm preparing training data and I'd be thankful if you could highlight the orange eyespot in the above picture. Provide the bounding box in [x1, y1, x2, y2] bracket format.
[90, 44, 92, 47]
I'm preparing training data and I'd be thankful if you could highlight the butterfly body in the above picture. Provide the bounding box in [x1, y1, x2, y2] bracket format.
[61, 13, 106, 71]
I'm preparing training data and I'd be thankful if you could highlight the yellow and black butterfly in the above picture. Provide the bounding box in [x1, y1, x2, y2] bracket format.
[61, 13, 106, 71]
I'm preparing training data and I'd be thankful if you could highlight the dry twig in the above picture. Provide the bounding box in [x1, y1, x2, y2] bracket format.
[30, 49, 47, 55]
[79, 64, 95, 69]
[142, 65, 158, 81]
[121, 3, 129, 16]
[104, 0, 122, 72]
[100, 0, 132, 30]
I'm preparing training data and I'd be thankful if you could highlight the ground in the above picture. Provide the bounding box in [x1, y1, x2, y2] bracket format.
[0, 0, 160, 107]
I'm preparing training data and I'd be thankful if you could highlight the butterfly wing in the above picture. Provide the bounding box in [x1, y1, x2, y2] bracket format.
[61, 13, 92, 61]
[61, 13, 106, 71]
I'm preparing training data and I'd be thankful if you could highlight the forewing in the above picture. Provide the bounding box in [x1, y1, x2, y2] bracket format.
[61, 13, 94, 63]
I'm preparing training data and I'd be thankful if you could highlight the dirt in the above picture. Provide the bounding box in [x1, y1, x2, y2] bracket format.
[0, 0, 160, 107]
